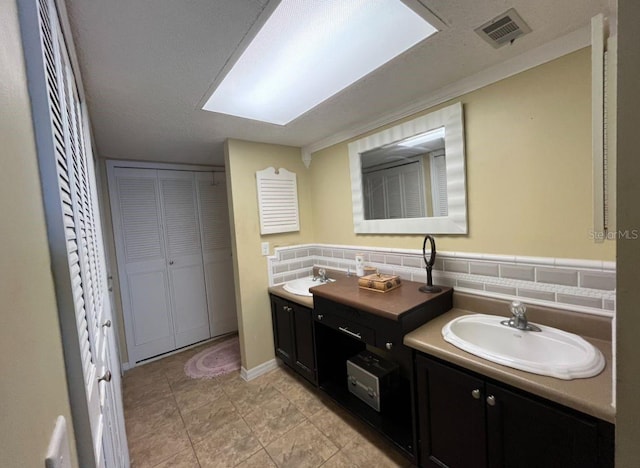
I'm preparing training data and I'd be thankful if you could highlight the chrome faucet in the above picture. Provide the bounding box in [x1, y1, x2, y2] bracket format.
[314, 268, 328, 283]
[501, 301, 541, 332]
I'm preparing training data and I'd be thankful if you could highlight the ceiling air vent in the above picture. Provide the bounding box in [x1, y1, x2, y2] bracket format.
[475, 8, 531, 48]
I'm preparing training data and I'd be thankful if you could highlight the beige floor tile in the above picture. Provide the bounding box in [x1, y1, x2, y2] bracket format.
[151, 447, 200, 468]
[265, 420, 338, 468]
[338, 435, 409, 468]
[181, 395, 241, 443]
[223, 377, 282, 415]
[243, 392, 306, 445]
[320, 450, 359, 467]
[128, 417, 192, 468]
[171, 376, 226, 414]
[125, 394, 182, 442]
[309, 407, 362, 449]
[193, 419, 262, 468]
[123, 377, 173, 411]
[235, 448, 277, 467]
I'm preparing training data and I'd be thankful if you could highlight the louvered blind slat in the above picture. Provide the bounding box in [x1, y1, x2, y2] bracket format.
[117, 177, 164, 263]
[161, 176, 201, 258]
[256, 167, 299, 235]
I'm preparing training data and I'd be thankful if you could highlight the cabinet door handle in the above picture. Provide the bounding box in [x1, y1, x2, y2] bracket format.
[283, 306, 292, 312]
[471, 389, 481, 399]
[317, 314, 323, 320]
[486, 395, 496, 406]
[338, 326, 362, 340]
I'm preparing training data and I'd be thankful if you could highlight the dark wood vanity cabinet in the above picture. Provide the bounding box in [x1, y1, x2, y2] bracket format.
[269, 294, 316, 385]
[416, 354, 614, 468]
[311, 285, 454, 464]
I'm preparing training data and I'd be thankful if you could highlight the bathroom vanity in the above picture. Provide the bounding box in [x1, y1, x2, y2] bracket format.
[270, 275, 453, 463]
[269, 278, 614, 467]
[405, 303, 615, 468]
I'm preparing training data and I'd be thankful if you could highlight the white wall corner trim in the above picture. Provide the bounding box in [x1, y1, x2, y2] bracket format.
[241, 358, 279, 381]
[302, 25, 591, 157]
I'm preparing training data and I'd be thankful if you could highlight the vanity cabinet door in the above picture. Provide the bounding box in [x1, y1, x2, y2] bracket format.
[269, 295, 317, 385]
[292, 302, 316, 384]
[416, 355, 487, 468]
[270, 295, 294, 366]
[485, 383, 600, 468]
[416, 354, 613, 468]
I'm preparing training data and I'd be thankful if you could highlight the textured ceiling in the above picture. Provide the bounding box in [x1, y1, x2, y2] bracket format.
[65, 0, 609, 166]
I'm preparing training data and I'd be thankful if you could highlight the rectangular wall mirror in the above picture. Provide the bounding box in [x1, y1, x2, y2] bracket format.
[349, 102, 467, 234]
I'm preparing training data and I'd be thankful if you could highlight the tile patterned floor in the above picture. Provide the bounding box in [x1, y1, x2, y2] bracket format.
[123, 336, 413, 468]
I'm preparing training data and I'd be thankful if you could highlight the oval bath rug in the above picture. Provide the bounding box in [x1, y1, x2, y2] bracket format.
[184, 336, 240, 379]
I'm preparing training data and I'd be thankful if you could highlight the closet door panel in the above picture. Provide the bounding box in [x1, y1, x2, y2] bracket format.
[170, 264, 210, 347]
[196, 172, 238, 337]
[127, 269, 172, 348]
[110, 168, 175, 362]
[159, 171, 210, 347]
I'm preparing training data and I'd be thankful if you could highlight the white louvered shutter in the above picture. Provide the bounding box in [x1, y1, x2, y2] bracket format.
[29, 0, 127, 465]
[256, 167, 300, 234]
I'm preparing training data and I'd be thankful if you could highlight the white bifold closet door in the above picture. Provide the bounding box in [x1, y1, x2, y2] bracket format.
[195, 172, 237, 337]
[110, 168, 211, 363]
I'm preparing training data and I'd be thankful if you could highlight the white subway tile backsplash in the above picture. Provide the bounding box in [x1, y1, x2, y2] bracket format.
[274, 264, 289, 274]
[444, 260, 469, 273]
[579, 271, 616, 290]
[402, 256, 423, 268]
[270, 244, 616, 317]
[370, 253, 385, 263]
[485, 284, 517, 296]
[537, 268, 578, 287]
[557, 294, 603, 309]
[517, 288, 556, 302]
[343, 250, 356, 260]
[457, 280, 485, 291]
[385, 255, 403, 265]
[469, 262, 499, 277]
[282, 250, 297, 260]
[500, 264, 535, 281]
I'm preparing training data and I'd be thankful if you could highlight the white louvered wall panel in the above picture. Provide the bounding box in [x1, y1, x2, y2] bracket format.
[161, 175, 202, 258]
[117, 177, 165, 263]
[256, 167, 300, 235]
[197, 177, 231, 252]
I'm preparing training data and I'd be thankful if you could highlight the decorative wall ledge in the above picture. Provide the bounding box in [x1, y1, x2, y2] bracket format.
[268, 244, 615, 318]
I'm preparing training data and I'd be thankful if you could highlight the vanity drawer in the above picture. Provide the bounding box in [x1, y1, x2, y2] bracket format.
[314, 310, 375, 345]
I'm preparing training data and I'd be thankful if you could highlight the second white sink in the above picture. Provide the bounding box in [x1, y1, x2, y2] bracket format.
[283, 276, 324, 297]
[442, 314, 605, 380]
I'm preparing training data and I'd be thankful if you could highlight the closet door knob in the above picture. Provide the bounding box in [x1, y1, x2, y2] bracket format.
[169, 260, 174, 265]
[98, 370, 112, 383]
[102, 320, 112, 328]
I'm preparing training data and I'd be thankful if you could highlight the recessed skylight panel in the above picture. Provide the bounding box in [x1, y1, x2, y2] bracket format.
[202, 0, 437, 125]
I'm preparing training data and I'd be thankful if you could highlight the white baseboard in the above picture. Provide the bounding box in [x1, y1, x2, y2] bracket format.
[241, 358, 278, 381]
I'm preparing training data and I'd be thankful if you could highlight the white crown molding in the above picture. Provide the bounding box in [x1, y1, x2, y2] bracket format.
[301, 25, 590, 158]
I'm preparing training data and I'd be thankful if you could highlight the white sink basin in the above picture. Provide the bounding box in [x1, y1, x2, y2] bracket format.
[442, 314, 605, 380]
[283, 276, 325, 297]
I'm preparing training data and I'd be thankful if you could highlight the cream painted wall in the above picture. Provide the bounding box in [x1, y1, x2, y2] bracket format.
[0, 1, 78, 465]
[310, 48, 614, 261]
[615, 0, 640, 464]
[225, 139, 315, 370]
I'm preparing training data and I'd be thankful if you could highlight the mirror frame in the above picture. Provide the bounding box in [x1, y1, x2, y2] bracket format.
[349, 101, 467, 234]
